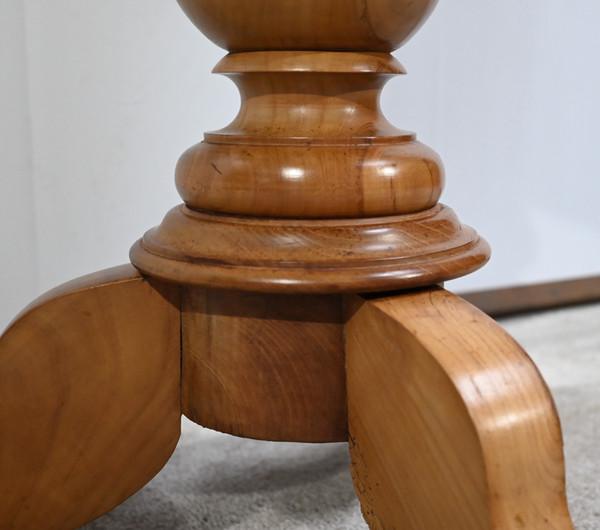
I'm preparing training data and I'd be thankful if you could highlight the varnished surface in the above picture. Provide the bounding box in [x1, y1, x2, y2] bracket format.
[345, 288, 572, 529]
[181, 288, 347, 442]
[0, 1, 575, 529]
[130, 0, 489, 291]
[177, 51, 442, 218]
[0, 266, 181, 530]
[175, 50, 440, 219]
[212, 50, 408, 75]
[131, 203, 490, 293]
[177, 0, 438, 52]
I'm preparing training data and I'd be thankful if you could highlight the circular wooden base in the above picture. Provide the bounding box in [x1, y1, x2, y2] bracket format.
[130, 204, 489, 293]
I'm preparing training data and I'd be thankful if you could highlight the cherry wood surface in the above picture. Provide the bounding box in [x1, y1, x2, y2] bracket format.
[0, 0, 576, 528]
[0, 266, 181, 529]
[131, 0, 490, 292]
[176, 51, 442, 218]
[181, 288, 347, 442]
[176, 0, 438, 52]
[345, 287, 573, 529]
[131, 203, 489, 293]
[0, 273, 574, 529]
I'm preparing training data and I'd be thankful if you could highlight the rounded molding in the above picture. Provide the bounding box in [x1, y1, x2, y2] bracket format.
[130, 204, 490, 293]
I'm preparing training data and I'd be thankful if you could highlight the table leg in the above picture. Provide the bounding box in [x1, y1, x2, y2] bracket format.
[345, 287, 573, 529]
[0, 265, 181, 530]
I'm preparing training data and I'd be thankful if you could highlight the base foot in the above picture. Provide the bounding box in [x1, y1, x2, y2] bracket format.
[345, 287, 573, 529]
[0, 266, 181, 529]
[130, 203, 489, 293]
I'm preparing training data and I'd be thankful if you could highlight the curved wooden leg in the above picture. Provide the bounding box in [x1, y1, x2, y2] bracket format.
[345, 287, 573, 529]
[0, 265, 181, 530]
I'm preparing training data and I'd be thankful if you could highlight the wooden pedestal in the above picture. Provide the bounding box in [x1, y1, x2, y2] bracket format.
[0, 1, 573, 528]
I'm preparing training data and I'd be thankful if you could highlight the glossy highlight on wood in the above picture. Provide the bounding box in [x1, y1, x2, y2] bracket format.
[0, 0, 575, 528]
[0, 266, 181, 529]
[345, 288, 573, 529]
[131, 203, 490, 293]
[175, 51, 443, 218]
[176, 0, 439, 52]
[131, 0, 489, 291]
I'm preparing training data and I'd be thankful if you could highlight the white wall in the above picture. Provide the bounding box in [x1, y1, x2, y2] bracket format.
[392, 1, 600, 292]
[0, 0, 37, 329]
[2, 1, 599, 330]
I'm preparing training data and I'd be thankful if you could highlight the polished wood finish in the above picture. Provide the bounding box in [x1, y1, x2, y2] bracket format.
[176, 51, 441, 218]
[0, 266, 181, 530]
[181, 288, 347, 442]
[0, 1, 575, 528]
[131, 0, 490, 292]
[345, 287, 572, 529]
[462, 274, 600, 317]
[177, 0, 438, 52]
[131, 203, 489, 293]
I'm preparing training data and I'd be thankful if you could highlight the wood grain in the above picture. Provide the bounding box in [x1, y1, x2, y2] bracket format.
[345, 287, 572, 529]
[176, 0, 438, 52]
[176, 51, 442, 219]
[131, 203, 489, 293]
[181, 288, 347, 442]
[0, 1, 576, 529]
[0, 265, 181, 530]
[131, 2, 490, 291]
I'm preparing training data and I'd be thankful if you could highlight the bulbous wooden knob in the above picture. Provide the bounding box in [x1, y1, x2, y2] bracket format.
[176, 0, 439, 52]
[175, 51, 444, 219]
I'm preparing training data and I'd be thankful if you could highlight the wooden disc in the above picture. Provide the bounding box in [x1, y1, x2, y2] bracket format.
[130, 203, 490, 293]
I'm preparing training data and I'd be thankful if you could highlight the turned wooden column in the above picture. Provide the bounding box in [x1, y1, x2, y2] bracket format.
[128, 0, 492, 449]
[130, 0, 490, 292]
